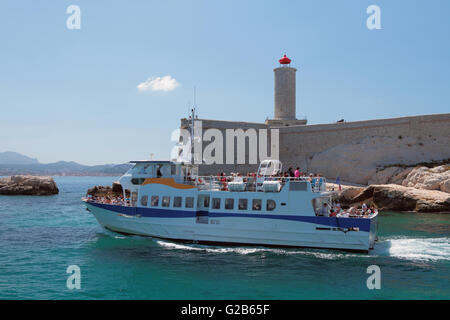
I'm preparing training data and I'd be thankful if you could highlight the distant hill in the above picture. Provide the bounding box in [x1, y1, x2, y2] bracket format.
[0, 152, 133, 176]
[0, 151, 39, 165]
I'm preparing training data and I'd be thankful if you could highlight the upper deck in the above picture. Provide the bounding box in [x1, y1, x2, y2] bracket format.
[118, 160, 328, 194]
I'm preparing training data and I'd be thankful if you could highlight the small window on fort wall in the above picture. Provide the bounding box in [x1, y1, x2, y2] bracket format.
[173, 196, 182, 208]
[252, 199, 262, 211]
[225, 198, 234, 210]
[267, 200, 276, 211]
[162, 196, 170, 207]
[212, 198, 221, 209]
[151, 196, 159, 207]
[140, 195, 148, 207]
[185, 197, 194, 208]
[238, 199, 248, 210]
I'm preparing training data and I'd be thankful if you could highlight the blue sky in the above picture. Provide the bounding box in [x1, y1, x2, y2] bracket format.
[1, 0, 449, 165]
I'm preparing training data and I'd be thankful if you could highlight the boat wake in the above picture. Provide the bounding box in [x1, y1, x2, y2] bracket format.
[374, 237, 450, 262]
[156, 240, 360, 259]
[155, 240, 277, 255]
[156, 237, 450, 262]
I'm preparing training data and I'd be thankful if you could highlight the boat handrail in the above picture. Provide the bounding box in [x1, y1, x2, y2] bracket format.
[185, 175, 327, 192]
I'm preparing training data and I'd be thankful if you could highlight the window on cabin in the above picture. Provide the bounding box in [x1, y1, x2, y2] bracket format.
[162, 196, 170, 207]
[131, 192, 138, 206]
[157, 165, 163, 178]
[173, 196, 182, 208]
[252, 199, 262, 211]
[185, 197, 194, 208]
[225, 198, 234, 210]
[267, 200, 276, 211]
[151, 196, 159, 207]
[212, 198, 221, 209]
[204, 197, 209, 208]
[171, 165, 177, 175]
[140, 195, 148, 207]
[238, 199, 248, 210]
[131, 178, 145, 185]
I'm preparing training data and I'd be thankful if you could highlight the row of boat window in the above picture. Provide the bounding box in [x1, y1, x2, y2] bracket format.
[140, 195, 276, 211]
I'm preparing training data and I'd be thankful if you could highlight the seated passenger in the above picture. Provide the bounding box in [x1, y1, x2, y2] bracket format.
[329, 209, 337, 217]
[334, 201, 341, 210]
[362, 203, 368, 213]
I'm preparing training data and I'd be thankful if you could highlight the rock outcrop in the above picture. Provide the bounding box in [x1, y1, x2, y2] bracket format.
[336, 184, 450, 213]
[359, 164, 450, 193]
[368, 166, 414, 185]
[401, 165, 450, 192]
[87, 181, 124, 197]
[335, 186, 365, 203]
[0, 175, 59, 195]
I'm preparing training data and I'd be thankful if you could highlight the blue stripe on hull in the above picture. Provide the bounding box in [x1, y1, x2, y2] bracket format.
[87, 202, 371, 232]
[88, 202, 196, 218]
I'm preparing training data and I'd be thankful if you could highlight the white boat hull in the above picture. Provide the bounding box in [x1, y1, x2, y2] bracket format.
[86, 202, 378, 252]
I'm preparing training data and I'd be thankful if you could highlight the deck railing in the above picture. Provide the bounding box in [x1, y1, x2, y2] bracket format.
[184, 176, 327, 192]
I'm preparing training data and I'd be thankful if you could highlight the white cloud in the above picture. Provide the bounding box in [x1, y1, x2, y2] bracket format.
[137, 75, 180, 92]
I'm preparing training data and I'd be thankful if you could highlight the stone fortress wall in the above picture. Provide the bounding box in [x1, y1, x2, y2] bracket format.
[278, 113, 450, 184]
[181, 113, 450, 185]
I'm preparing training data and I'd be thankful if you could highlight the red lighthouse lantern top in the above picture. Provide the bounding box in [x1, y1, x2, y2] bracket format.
[279, 54, 291, 65]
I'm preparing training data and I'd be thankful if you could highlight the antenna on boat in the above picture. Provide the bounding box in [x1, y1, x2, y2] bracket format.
[187, 101, 191, 118]
[189, 86, 198, 164]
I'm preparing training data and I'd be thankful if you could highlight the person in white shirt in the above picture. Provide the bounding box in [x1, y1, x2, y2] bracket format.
[362, 203, 368, 213]
[319, 203, 329, 216]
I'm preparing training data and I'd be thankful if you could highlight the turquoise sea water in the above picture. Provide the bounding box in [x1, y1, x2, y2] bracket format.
[0, 176, 449, 300]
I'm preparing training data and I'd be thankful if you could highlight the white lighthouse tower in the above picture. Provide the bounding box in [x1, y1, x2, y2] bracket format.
[267, 54, 307, 126]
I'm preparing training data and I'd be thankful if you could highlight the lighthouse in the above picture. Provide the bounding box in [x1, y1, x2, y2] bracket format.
[267, 54, 307, 126]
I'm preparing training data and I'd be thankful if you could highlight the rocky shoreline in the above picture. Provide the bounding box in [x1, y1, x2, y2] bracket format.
[0, 175, 59, 195]
[336, 184, 450, 213]
[333, 165, 450, 213]
[86, 182, 124, 198]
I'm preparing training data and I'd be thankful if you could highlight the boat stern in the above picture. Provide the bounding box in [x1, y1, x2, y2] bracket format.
[368, 212, 379, 250]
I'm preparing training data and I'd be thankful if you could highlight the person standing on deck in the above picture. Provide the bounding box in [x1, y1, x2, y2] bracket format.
[288, 167, 295, 177]
[319, 203, 329, 216]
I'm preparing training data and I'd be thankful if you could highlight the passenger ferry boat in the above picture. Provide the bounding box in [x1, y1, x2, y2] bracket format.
[83, 159, 378, 253]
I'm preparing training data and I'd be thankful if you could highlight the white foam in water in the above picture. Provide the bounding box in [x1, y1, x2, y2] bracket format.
[157, 237, 450, 261]
[156, 240, 275, 255]
[155, 240, 358, 258]
[375, 237, 450, 261]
